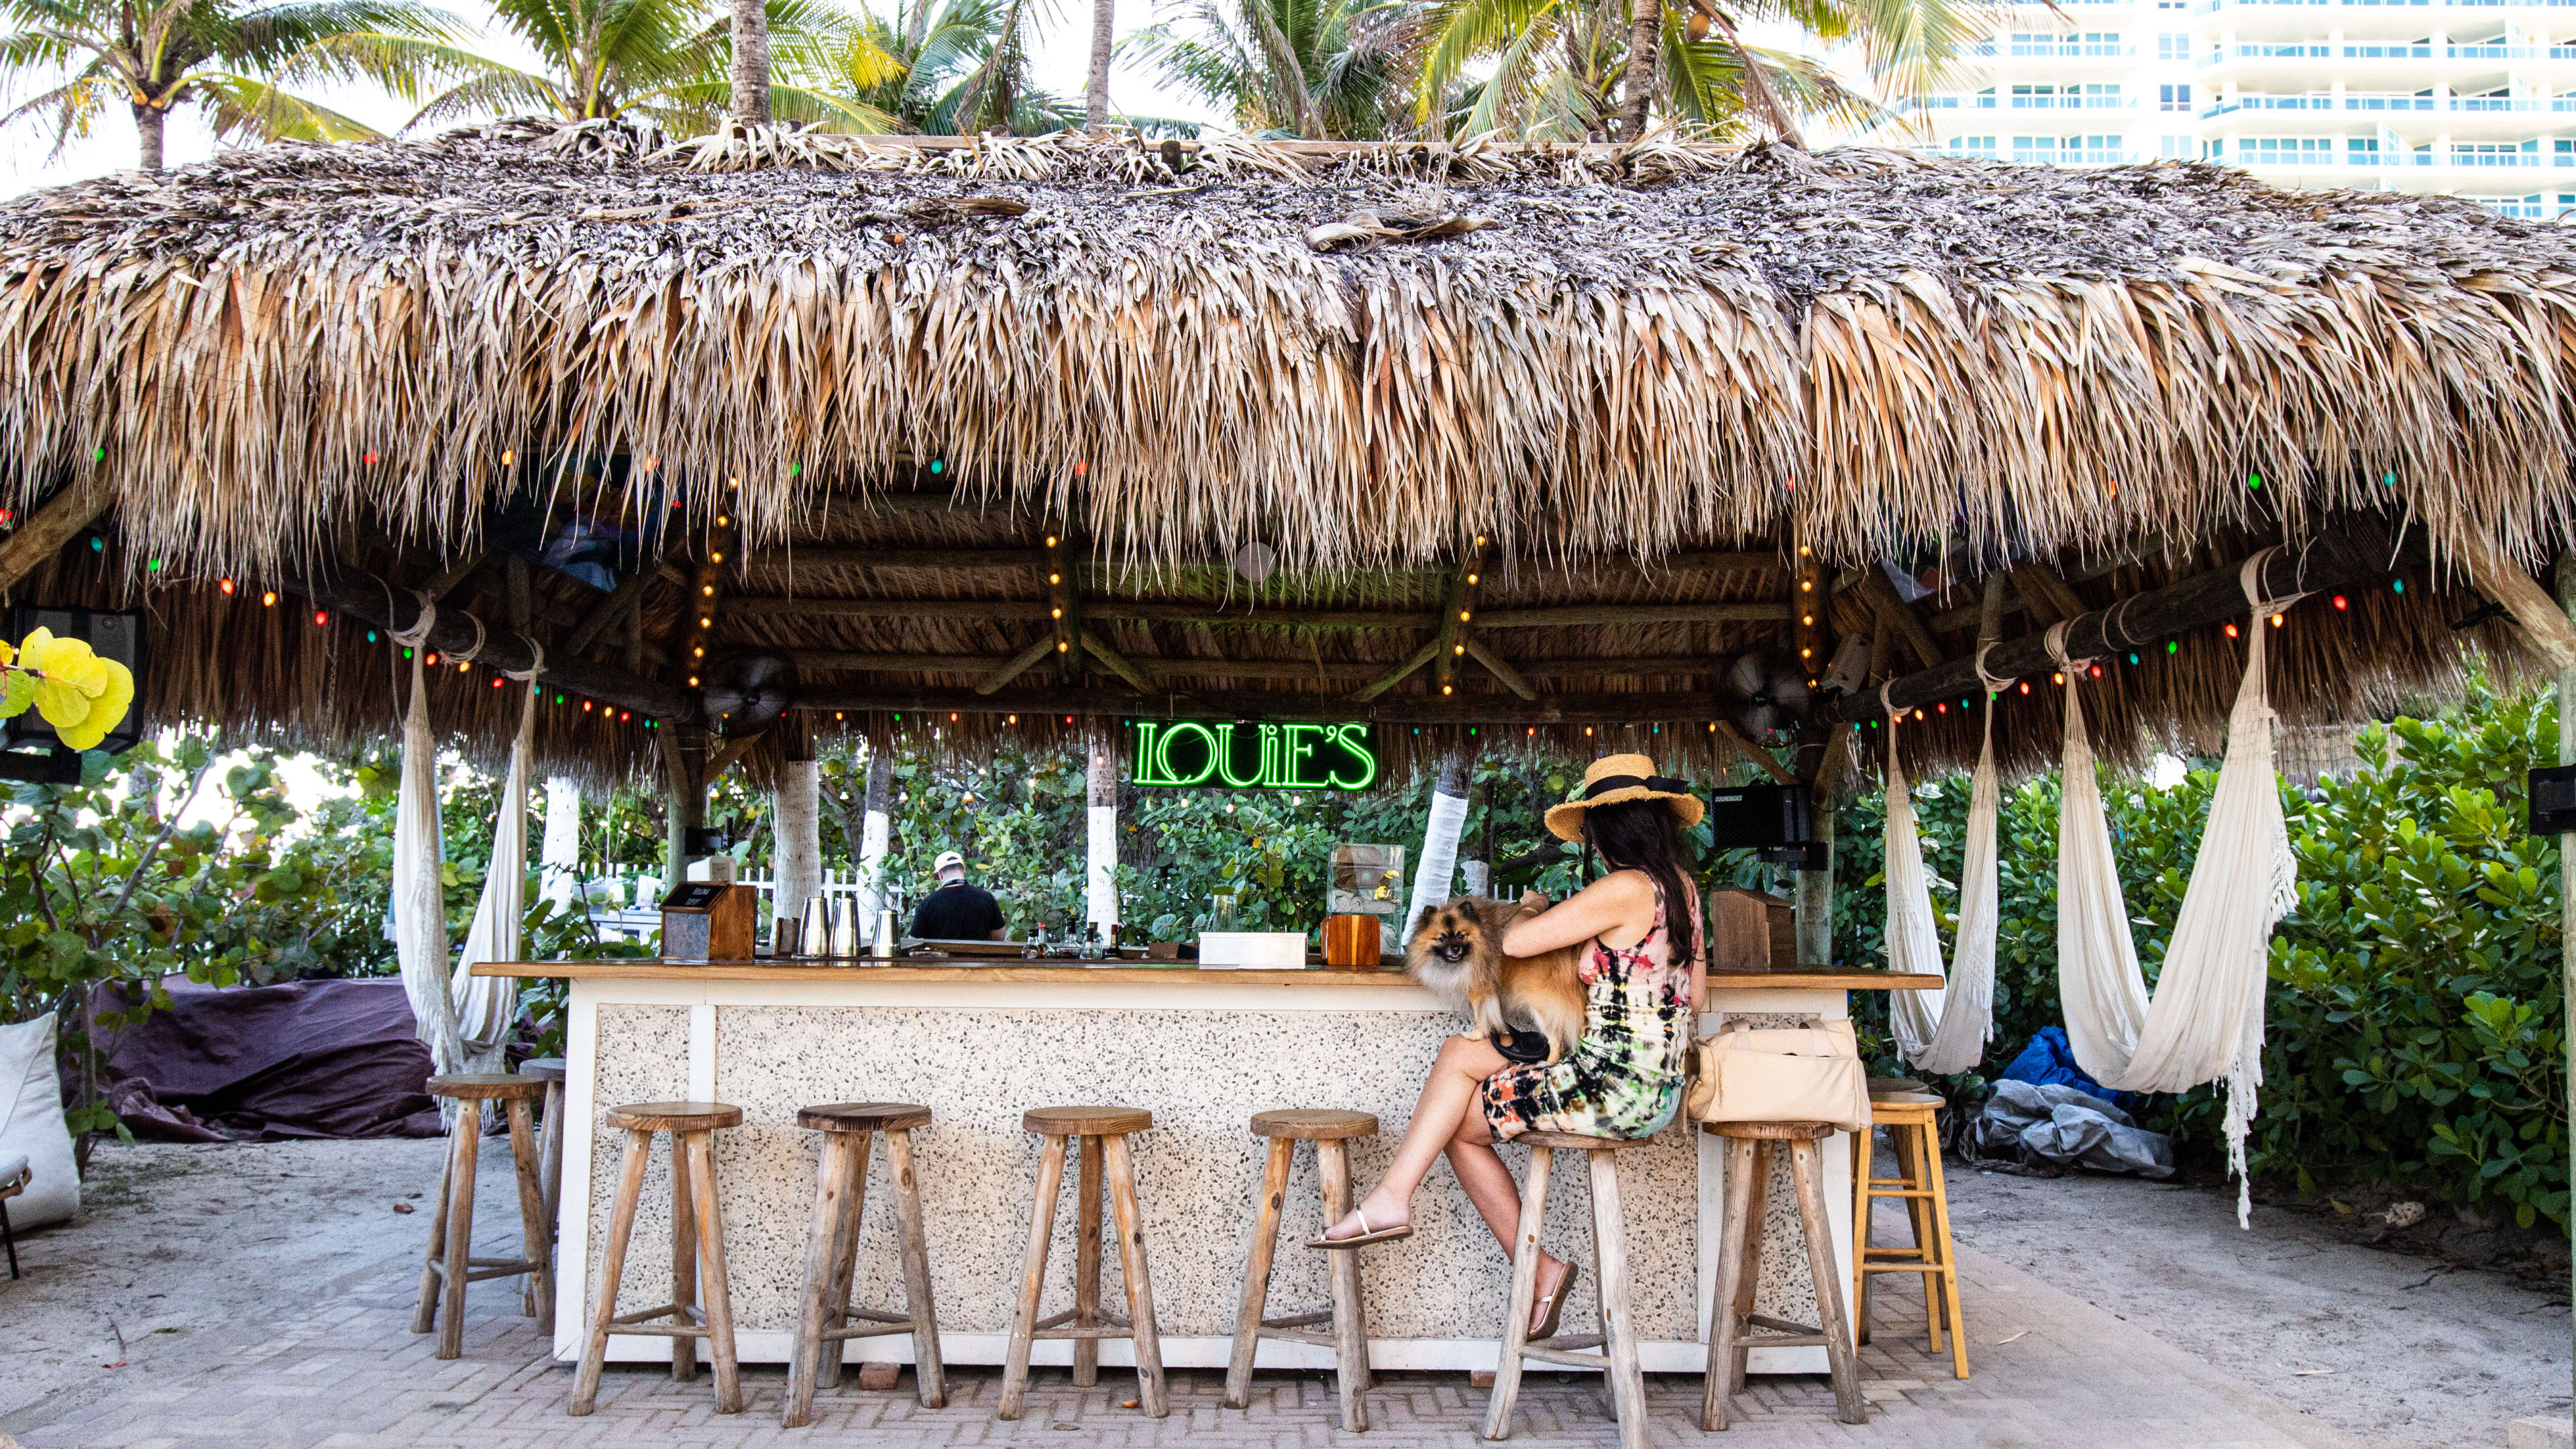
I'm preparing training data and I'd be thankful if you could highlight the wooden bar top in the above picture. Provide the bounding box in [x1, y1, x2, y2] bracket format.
[471, 958, 1940, 990]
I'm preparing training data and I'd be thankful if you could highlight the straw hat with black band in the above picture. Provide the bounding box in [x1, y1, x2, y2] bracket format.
[1543, 754, 1705, 843]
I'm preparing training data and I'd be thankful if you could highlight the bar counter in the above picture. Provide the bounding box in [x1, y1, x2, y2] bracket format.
[478, 957, 1937, 1376]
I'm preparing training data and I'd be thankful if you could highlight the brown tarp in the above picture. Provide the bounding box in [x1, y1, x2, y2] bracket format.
[91, 977, 444, 1140]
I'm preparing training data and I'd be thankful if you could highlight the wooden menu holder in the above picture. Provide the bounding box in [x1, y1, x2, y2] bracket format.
[660, 882, 756, 961]
[1708, 889, 1794, 972]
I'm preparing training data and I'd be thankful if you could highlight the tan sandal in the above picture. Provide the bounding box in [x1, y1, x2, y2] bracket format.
[1307, 1206, 1413, 1250]
[1529, 1259, 1578, 1340]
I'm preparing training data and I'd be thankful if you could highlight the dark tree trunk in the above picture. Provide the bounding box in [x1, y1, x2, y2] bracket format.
[1085, 0, 1115, 130]
[731, 0, 772, 125]
[1619, 0, 1660, 142]
[133, 101, 165, 171]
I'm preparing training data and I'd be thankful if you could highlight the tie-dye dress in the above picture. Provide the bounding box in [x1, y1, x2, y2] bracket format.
[1479, 877, 1695, 1142]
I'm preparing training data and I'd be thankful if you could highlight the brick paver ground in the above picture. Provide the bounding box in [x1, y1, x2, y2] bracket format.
[0, 1176, 2357, 1449]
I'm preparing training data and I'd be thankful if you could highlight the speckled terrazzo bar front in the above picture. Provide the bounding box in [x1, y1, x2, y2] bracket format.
[508, 962, 1887, 1377]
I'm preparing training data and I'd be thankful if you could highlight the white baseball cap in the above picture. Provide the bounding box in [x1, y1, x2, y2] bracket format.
[933, 850, 965, 874]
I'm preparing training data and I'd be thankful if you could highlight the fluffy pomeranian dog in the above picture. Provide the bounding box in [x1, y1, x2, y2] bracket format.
[1403, 897, 1587, 1065]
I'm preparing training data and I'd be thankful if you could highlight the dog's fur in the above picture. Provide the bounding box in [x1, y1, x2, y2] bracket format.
[1403, 898, 1587, 1065]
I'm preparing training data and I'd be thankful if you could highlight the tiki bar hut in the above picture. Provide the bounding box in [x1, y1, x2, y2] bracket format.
[1, 118, 2571, 1427]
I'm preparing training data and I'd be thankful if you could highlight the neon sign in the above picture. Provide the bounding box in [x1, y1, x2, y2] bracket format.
[1131, 721, 1379, 790]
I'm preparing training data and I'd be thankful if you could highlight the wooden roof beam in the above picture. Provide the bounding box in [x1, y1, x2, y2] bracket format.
[724, 598, 1790, 629]
[793, 684, 1741, 726]
[282, 570, 696, 721]
[1829, 513, 2406, 723]
[1853, 565, 1940, 670]
[2459, 537, 2576, 672]
[0, 478, 109, 599]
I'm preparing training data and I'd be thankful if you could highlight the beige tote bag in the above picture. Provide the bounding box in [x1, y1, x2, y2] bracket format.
[1684, 1018, 1873, 1132]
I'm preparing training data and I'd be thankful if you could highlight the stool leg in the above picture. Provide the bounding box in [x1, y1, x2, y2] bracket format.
[1852, 1121, 1875, 1347]
[437, 1097, 482, 1360]
[818, 1130, 873, 1391]
[571, 1128, 651, 1415]
[1898, 1122, 1939, 1355]
[1224, 1136, 1294, 1410]
[528, 1079, 566, 1318]
[1923, 1122, 1968, 1381]
[1073, 1132, 1103, 1388]
[506, 1097, 554, 1336]
[671, 1128, 698, 1383]
[787, 1132, 852, 1429]
[1584, 1149, 1646, 1449]
[1102, 1131, 1168, 1418]
[1316, 1138, 1371, 1432]
[1788, 1138, 1867, 1426]
[412, 1116, 460, 1335]
[887, 1128, 948, 1408]
[683, 1129, 744, 1415]
[1699, 1135, 1758, 1432]
[997, 1132, 1068, 1421]
[1481, 1141, 1553, 1442]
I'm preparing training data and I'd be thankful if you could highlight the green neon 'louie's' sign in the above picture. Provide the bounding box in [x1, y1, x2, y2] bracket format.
[1132, 721, 1379, 790]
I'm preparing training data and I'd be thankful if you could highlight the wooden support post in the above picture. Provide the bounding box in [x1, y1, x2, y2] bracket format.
[1793, 544, 1834, 690]
[1045, 527, 1082, 686]
[0, 478, 109, 600]
[505, 555, 533, 634]
[420, 549, 494, 607]
[1081, 630, 1159, 696]
[660, 726, 709, 890]
[1431, 539, 1489, 698]
[2013, 561, 2088, 625]
[1464, 637, 1538, 701]
[1351, 640, 1440, 703]
[2466, 538, 2576, 672]
[566, 564, 662, 657]
[1855, 568, 1940, 670]
[977, 635, 1060, 695]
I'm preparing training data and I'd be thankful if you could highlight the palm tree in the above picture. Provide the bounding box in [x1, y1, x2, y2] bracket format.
[732, 0, 769, 120]
[393, 0, 897, 136]
[1081, 0, 1108, 129]
[845, 0, 1077, 134]
[1, 0, 463, 170]
[1401, 0, 1986, 142]
[1121, 0, 1402, 138]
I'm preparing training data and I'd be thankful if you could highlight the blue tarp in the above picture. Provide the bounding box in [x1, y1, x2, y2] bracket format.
[1996, 1026, 2133, 1110]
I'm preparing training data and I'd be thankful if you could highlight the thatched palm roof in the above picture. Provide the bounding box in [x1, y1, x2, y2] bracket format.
[0, 121, 2564, 785]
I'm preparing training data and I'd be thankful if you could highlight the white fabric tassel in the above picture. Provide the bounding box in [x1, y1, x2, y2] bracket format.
[390, 646, 464, 1075]
[1403, 788, 1472, 941]
[450, 671, 534, 1066]
[1882, 712, 1947, 1063]
[2112, 559, 2300, 1228]
[2053, 633, 2152, 1086]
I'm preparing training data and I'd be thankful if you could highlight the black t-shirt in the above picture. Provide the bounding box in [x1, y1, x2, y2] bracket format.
[911, 881, 1005, 941]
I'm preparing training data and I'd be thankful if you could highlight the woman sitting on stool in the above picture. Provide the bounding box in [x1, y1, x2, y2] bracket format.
[1312, 755, 1704, 1338]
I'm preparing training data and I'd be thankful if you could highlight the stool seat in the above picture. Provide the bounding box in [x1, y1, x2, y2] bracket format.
[1516, 1129, 1658, 1151]
[1023, 1105, 1150, 1136]
[1699, 1120, 1837, 1142]
[518, 1057, 568, 1083]
[800, 1102, 934, 1132]
[1874, 1092, 1945, 1110]
[428, 1073, 547, 1101]
[1249, 1108, 1377, 1140]
[1868, 1076, 1926, 1097]
[608, 1101, 745, 1132]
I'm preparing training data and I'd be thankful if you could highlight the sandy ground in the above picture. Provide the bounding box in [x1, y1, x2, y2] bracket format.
[1944, 1165, 2571, 1448]
[0, 1137, 2561, 1448]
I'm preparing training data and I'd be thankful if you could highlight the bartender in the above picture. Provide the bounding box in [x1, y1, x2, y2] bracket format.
[910, 849, 1006, 941]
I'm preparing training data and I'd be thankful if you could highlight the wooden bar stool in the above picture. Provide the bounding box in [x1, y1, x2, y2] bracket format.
[517, 1057, 568, 1319]
[1223, 1109, 1378, 1431]
[996, 1106, 1167, 1421]
[1854, 1091, 1966, 1379]
[1484, 1132, 1652, 1449]
[411, 1073, 553, 1358]
[785, 1103, 947, 1428]
[1700, 1120, 1866, 1430]
[570, 1102, 745, 1417]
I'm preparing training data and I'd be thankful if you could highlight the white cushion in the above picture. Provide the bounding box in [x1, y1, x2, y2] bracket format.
[0, 1014, 78, 1225]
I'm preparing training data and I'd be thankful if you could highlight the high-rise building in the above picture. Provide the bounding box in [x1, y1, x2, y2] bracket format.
[1902, 0, 2576, 219]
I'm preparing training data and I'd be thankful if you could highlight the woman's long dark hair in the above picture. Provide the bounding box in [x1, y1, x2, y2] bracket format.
[1579, 798, 1700, 966]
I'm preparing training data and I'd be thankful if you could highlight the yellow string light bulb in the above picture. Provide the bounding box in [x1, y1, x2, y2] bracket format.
[1459, 610, 1471, 622]
[1057, 641, 1069, 652]
[702, 584, 714, 596]
[2271, 614, 2285, 628]
[1046, 535, 1059, 548]
[1800, 580, 1813, 592]
[1466, 573, 1479, 585]
[1049, 573, 1061, 584]
[1051, 606, 1063, 619]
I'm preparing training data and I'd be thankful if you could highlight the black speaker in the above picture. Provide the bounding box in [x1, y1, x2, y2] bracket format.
[2531, 765, 2576, 836]
[6, 604, 146, 756]
[1703, 784, 1813, 849]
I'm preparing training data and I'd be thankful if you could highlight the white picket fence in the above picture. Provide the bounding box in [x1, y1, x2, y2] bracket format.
[580, 865, 881, 943]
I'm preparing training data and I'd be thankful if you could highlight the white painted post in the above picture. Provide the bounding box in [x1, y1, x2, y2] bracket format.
[775, 757, 822, 939]
[1401, 747, 1477, 941]
[857, 749, 893, 929]
[540, 777, 582, 914]
[1086, 741, 1120, 932]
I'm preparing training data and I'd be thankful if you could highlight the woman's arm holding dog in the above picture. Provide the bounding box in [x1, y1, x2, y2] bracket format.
[1502, 871, 1654, 957]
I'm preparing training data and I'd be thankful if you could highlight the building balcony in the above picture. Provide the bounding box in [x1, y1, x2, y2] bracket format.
[2203, 93, 2570, 114]
[2005, 40, 2141, 56]
[2008, 94, 2142, 108]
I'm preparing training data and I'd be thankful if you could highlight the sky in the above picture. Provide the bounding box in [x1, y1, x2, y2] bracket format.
[0, 0, 1223, 200]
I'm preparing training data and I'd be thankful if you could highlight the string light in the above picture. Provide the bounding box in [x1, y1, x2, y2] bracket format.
[491, 676, 505, 689]
[2246, 472, 2262, 490]
[2127, 652, 2140, 665]
[362, 451, 379, 466]
[584, 700, 594, 711]
[2332, 594, 2349, 611]
[1913, 708, 1925, 720]
[2019, 680, 2031, 694]
[2090, 663, 2103, 678]
[368, 631, 380, 644]
[500, 449, 515, 466]
[2166, 639, 2180, 653]
[1937, 702, 1948, 714]
[2050, 672, 2064, 685]
[2271, 613, 2285, 628]
[313, 610, 327, 626]
[2393, 578, 2406, 594]
[261, 591, 277, 607]
[219, 579, 234, 595]
[2224, 621, 2240, 639]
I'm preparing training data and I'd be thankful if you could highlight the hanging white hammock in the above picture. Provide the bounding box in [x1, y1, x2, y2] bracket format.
[388, 596, 523, 1077]
[2110, 554, 2304, 1226]
[1880, 658, 2002, 1075]
[2049, 622, 2153, 1089]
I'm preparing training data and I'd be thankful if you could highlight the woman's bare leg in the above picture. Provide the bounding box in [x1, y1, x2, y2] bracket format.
[1318, 1035, 1568, 1324]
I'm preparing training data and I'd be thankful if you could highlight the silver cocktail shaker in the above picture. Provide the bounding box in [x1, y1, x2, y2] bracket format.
[871, 908, 898, 959]
[798, 895, 831, 958]
[826, 898, 860, 957]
